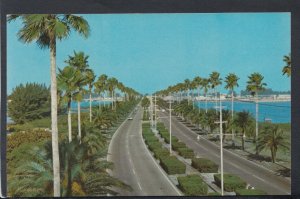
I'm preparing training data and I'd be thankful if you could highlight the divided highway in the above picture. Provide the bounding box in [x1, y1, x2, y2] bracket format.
[107, 105, 180, 196]
[158, 110, 291, 195]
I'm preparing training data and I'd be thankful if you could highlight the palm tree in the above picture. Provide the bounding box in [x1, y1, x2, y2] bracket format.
[190, 79, 198, 109]
[94, 74, 108, 110]
[184, 79, 191, 105]
[106, 77, 118, 110]
[86, 70, 96, 122]
[66, 51, 91, 143]
[193, 76, 202, 112]
[200, 78, 210, 113]
[221, 109, 232, 142]
[282, 54, 291, 77]
[206, 109, 219, 134]
[209, 71, 222, 113]
[246, 72, 267, 155]
[57, 66, 84, 142]
[235, 111, 254, 151]
[224, 73, 239, 146]
[8, 14, 90, 196]
[257, 124, 289, 163]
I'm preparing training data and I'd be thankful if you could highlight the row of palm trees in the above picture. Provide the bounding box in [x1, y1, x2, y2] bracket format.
[8, 14, 140, 196]
[8, 14, 90, 196]
[9, 100, 138, 196]
[156, 71, 268, 154]
[156, 52, 290, 154]
[169, 100, 288, 163]
[57, 51, 140, 144]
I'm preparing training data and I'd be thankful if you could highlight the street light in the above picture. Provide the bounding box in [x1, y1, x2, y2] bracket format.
[168, 94, 173, 155]
[214, 95, 227, 196]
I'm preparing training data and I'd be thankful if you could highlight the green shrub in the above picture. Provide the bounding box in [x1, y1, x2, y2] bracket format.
[177, 175, 208, 196]
[192, 158, 218, 173]
[177, 147, 195, 159]
[7, 130, 51, 153]
[164, 135, 178, 144]
[235, 189, 267, 195]
[147, 142, 162, 151]
[8, 83, 51, 124]
[153, 148, 170, 159]
[172, 141, 187, 151]
[159, 156, 186, 174]
[144, 137, 159, 145]
[214, 174, 247, 192]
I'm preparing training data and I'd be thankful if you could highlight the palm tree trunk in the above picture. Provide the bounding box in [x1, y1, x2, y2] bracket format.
[89, 92, 92, 122]
[271, 147, 275, 163]
[98, 94, 101, 110]
[231, 90, 235, 146]
[111, 91, 113, 110]
[242, 132, 245, 151]
[67, 100, 72, 143]
[77, 101, 81, 143]
[198, 87, 200, 113]
[255, 92, 259, 155]
[205, 92, 208, 113]
[50, 39, 60, 197]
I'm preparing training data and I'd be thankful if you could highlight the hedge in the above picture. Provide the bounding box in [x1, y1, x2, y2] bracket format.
[172, 141, 187, 151]
[192, 158, 218, 173]
[147, 142, 162, 151]
[177, 175, 208, 196]
[214, 174, 247, 192]
[153, 148, 170, 159]
[164, 135, 179, 144]
[159, 156, 186, 174]
[144, 137, 159, 145]
[177, 147, 195, 159]
[235, 189, 267, 195]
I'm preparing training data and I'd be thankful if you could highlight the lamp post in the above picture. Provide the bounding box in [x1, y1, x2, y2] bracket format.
[214, 94, 227, 196]
[154, 94, 157, 130]
[169, 94, 173, 155]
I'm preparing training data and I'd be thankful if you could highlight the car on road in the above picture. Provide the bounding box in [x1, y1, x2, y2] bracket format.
[128, 117, 133, 120]
[161, 109, 166, 112]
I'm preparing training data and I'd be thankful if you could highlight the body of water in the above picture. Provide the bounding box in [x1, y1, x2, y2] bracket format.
[195, 101, 290, 123]
[70, 101, 111, 111]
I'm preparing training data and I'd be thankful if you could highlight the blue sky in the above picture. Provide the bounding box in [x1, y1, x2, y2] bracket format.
[7, 13, 290, 95]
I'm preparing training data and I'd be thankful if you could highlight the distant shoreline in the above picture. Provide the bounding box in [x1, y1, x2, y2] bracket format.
[195, 99, 291, 103]
[193, 99, 290, 103]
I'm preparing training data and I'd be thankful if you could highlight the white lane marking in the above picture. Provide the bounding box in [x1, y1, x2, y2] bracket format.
[137, 182, 142, 190]
[139, 121, 182, 195]
[253, 174, 266, 182]
[107, 107, 136, 162]
[125, 108, 144, 193]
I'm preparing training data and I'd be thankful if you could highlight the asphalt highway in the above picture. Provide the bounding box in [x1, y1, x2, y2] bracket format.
[107, 105, 180, 196]
[158, 110, 291, 195]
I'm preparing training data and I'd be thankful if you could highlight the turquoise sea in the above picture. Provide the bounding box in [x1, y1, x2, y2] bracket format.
[7, 101, 290, 124]
[195, 101, 291, 123]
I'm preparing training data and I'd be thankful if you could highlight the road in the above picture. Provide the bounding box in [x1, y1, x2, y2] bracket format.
[158, 110, 291, 195]
[107, 105, 180, 196]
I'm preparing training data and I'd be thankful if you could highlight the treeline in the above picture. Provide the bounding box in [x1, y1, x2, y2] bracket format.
[158, 99, 289, 164]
